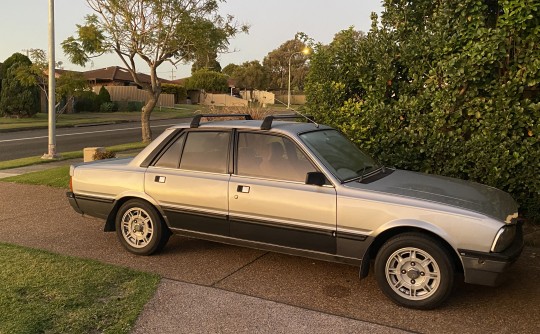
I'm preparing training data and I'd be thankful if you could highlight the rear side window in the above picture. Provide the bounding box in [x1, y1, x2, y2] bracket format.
[180, 131, 230, 173]
[153, 134, 186, 169]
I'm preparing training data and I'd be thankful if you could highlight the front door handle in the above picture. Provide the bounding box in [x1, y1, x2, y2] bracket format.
[237, 185, 250, 193]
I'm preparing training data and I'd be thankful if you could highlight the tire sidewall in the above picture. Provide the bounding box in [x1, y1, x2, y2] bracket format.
[374, 233, 454, 309]
[115, 200, 164, 255]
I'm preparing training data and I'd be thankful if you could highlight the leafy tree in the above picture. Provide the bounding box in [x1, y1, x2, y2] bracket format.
[306, 0, 540, 220]
[0, 66, 40, 117]
[185, 68, 228, 93]
[0, 53, 31, 78]
[15, 49, 89, 109]
[263, 38, 309, 91]
[0, 53, 39, 117]
[0, 62, 4, 98]
[191, 51, 221, 73]
[221, 63, 239, 77]
[230, 61, 267, 90]
[62, 0, 247, 143]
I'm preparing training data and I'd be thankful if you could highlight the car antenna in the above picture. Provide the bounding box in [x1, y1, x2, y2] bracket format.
[274, 97, 319, 128]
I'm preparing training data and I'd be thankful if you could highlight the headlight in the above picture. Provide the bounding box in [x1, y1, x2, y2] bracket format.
[491, 225, 516, 252]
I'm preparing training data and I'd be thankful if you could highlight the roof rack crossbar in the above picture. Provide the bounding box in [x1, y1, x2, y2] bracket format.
[190, 114, 253, 128]
[260, 114, 315, 130]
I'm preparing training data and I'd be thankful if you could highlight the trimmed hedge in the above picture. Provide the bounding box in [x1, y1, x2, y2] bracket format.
[306, 1, 540, 221]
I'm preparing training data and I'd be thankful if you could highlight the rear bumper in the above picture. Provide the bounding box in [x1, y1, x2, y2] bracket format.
[66, 191, 83, 214]
[66, 191, 114, 220]
[459, 224, 524, 286]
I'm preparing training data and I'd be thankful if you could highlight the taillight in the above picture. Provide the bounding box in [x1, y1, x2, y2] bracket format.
[69, 176, 73, 192]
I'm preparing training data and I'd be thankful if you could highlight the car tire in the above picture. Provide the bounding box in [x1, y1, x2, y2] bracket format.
[115, 200, 171, 255]
[374, 233, 454, 309]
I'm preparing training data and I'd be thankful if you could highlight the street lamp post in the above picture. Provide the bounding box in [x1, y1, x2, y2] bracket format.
[287, 48, 309, 109]
[43, 0, 59, 159]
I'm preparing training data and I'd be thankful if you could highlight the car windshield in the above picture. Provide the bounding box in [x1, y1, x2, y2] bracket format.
[299, 129, 381, 182]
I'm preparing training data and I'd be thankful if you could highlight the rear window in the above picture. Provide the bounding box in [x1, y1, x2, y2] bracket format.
[179, 131, 230, 173]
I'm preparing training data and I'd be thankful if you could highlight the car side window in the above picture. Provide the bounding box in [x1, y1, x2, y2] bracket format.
[179, 131, 230, 173]
[237, 133, 316, 182]
[153, 134, 186, 169]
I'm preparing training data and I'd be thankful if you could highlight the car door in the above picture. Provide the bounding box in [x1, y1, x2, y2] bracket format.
[145, 130, 231, 236]
[228, 132, 337, 253]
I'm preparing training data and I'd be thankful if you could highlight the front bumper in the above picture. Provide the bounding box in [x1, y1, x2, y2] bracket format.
[458, 223, 524, 286]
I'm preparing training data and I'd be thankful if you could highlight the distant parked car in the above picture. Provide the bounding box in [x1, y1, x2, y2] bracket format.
[67, 114, 523, 309]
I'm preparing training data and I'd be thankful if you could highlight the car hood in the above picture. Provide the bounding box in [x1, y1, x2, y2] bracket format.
[346, 169, 518, 223]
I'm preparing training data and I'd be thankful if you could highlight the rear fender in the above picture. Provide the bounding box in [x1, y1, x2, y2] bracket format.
[104, 191, 166, 232]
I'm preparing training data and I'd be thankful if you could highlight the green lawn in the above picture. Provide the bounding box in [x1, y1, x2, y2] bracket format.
[0, 243, 159, 334]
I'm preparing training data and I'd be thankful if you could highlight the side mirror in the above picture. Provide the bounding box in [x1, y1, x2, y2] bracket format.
[305, 172, 326, 186]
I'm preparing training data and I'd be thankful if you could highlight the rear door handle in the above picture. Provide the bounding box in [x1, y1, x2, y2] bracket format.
[154, 176, 166, 183]
[237, 185, 250, 193]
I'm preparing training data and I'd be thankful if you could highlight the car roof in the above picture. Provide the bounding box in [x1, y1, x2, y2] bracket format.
[171, 119, 333, 135]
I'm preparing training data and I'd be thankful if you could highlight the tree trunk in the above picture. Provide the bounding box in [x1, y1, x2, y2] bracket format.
[141, 95, 158, 143]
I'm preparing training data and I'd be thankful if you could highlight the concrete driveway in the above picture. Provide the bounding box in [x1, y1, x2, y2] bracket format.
[0, 183, 538, 333]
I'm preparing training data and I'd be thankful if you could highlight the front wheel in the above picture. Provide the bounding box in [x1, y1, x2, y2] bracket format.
[374, 233, 454, 309]
[115, 200, 170, 255]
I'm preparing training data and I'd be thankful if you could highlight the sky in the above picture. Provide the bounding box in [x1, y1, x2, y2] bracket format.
[0, 0, 383, 79]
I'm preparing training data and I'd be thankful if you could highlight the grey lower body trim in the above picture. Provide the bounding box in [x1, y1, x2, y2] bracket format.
[230, 217, 335, 254]
[170, 227, 361, 266]
[163, 206, 228, 236]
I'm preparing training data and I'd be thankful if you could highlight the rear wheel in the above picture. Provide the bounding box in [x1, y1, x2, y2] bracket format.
[115, 200, 170, 255]
[374, 233, 454, 309]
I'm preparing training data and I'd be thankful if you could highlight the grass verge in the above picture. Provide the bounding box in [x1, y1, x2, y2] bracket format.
[0, 107, 197, 131]
[0, 243, 159, 334]
[1, 165, 70, 188]
[0, 142, 146, 170]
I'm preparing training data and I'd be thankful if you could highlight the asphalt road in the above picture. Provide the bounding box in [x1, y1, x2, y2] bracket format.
[1, 183, 539, 333]
[0, 119, 188, 161]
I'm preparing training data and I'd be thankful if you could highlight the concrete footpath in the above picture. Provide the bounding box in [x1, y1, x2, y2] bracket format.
[132, 279, 408, 334]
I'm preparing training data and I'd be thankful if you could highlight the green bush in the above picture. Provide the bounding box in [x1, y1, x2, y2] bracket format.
[99, 102, 118, 112]
[162, 83, 187, 103]
[93, 150, 116, 160]
[306, 1, 540, 222]
[0, 54, 39, 118]
[116, 101, 144, 112]
[97, 86, 111, 104]
[74, 91, 101, 112]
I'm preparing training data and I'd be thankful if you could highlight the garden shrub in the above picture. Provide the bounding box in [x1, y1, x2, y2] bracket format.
[93, 150, 116, 160]
[97, 86, 111, 104]
[116, 101, 144, 112]
[162, 83, 187, 104]
[99, 102, 118, 112]
[305, 1, 540, 222]
[74, 91, 101, 112]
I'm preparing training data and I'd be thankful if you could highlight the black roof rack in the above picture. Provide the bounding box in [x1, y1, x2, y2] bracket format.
[190, 114, 253, 128]
[260, 114, 316, 130]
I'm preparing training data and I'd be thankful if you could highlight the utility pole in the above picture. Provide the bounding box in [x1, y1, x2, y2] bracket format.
[170, 68, 176, 81]
[43, 0, 59, 159]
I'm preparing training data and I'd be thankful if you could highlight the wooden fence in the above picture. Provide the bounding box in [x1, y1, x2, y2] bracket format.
[93, 86, 175, 107]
